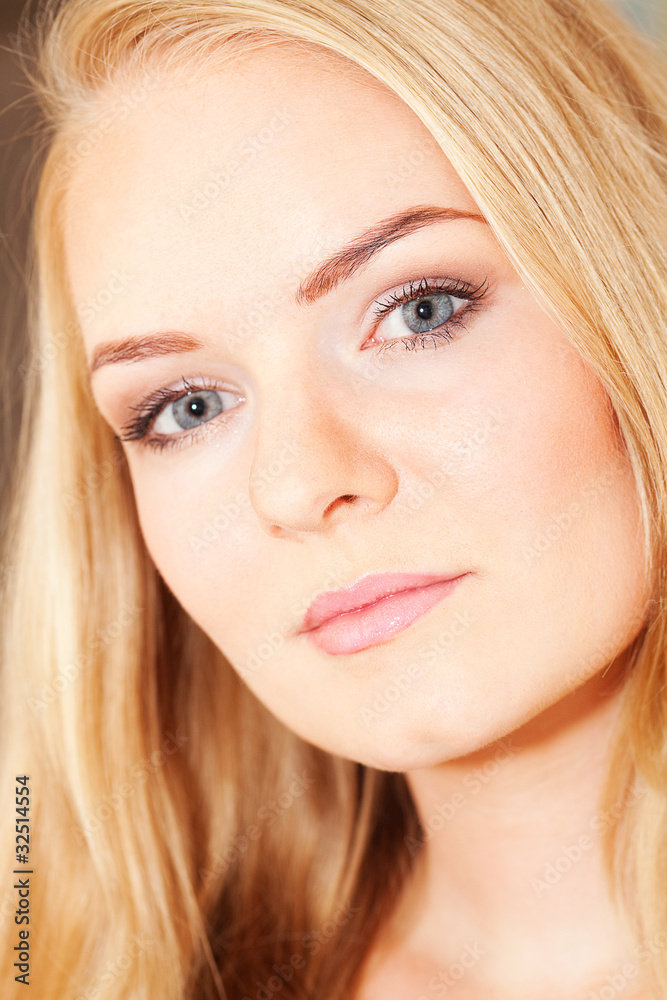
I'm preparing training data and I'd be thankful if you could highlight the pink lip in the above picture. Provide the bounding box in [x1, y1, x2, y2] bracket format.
[298, 572, 469, 655]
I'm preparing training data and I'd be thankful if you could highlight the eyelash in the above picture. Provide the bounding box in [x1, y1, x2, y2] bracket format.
[370, 276, 488, 352]
[117, 376, 225, 453]
[118, 275, 489, 453]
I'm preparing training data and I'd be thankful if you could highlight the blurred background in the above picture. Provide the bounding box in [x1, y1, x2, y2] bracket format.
[0, 0, 665, 534]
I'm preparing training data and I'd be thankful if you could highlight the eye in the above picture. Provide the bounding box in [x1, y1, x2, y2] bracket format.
[366, 277, 488, 352]
[377, 290, 468, 342]
[118, 377, 243, 451]
[153, 388, 229, 434]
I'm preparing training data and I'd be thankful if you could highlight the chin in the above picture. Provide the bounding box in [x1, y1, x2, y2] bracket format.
[357, 738, 491, 774]
[348, 695, 533, 773]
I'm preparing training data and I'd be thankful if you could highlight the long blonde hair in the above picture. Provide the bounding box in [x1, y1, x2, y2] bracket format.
[2, 0, 667, 996]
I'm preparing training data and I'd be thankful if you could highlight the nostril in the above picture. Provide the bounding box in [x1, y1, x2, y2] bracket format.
[323, 494, 358, 517]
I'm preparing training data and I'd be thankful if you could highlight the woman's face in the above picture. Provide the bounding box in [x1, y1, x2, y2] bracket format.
[64, 44, 650, 770]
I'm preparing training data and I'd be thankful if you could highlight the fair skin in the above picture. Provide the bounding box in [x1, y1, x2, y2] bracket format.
[64, 44, 654, 998]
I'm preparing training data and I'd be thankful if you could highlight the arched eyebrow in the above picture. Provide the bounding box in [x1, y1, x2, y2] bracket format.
[88, 204, 487, 377]
[89, 331, 203, 377]
[295, 204, 487, 305]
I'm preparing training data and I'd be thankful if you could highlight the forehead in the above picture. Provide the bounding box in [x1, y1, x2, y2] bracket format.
[63, 42, 479, 346]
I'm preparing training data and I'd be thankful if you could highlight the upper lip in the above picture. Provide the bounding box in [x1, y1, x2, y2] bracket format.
[298, 571, 467, 633]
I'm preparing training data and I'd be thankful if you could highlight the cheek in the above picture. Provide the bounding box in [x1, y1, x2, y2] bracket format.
[127, 458, 266, 632]
[481, 355, 647, 649]
[478, 334, 640, 575]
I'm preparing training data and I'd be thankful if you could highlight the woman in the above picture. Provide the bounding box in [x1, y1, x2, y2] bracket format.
[2, 0, 666, 996]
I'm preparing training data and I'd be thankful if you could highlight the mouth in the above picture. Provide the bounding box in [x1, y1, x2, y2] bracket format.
[298, 571, 470, 656]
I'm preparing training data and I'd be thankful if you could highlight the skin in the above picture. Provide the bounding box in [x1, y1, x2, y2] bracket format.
[64, 44, 654, 998]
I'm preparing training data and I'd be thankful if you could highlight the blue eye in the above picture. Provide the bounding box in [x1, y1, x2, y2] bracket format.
[118, 377, 242, 451]
[398, 292, 463, 334]
[370, 277, 488, 351]
[153, 388, 226, 434]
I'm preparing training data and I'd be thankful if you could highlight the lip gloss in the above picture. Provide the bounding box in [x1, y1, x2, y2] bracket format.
[300, 576, 467, 655]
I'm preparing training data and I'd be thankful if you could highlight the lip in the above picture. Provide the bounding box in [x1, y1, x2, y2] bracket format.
[298, 572, 469, 655]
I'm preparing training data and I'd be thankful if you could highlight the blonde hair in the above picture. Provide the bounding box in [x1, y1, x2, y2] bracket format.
[1, 0, 667, 996]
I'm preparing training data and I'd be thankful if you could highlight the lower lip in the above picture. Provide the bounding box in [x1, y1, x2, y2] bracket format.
[301, 576, 468, 655]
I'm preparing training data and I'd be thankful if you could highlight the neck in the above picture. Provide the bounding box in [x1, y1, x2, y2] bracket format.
[387, 656, 649, 996]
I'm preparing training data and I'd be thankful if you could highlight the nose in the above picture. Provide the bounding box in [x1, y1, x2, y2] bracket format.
[248, 376, 398, 536]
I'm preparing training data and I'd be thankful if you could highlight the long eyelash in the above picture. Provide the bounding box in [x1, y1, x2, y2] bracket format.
[118, 376, 219, 452]
[372, 276, 488, 353]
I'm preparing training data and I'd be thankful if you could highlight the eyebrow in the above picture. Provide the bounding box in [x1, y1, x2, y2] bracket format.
[295, 204, 487, 305]
[89, 331, 204, 377]
[88, 204, 486, 377]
